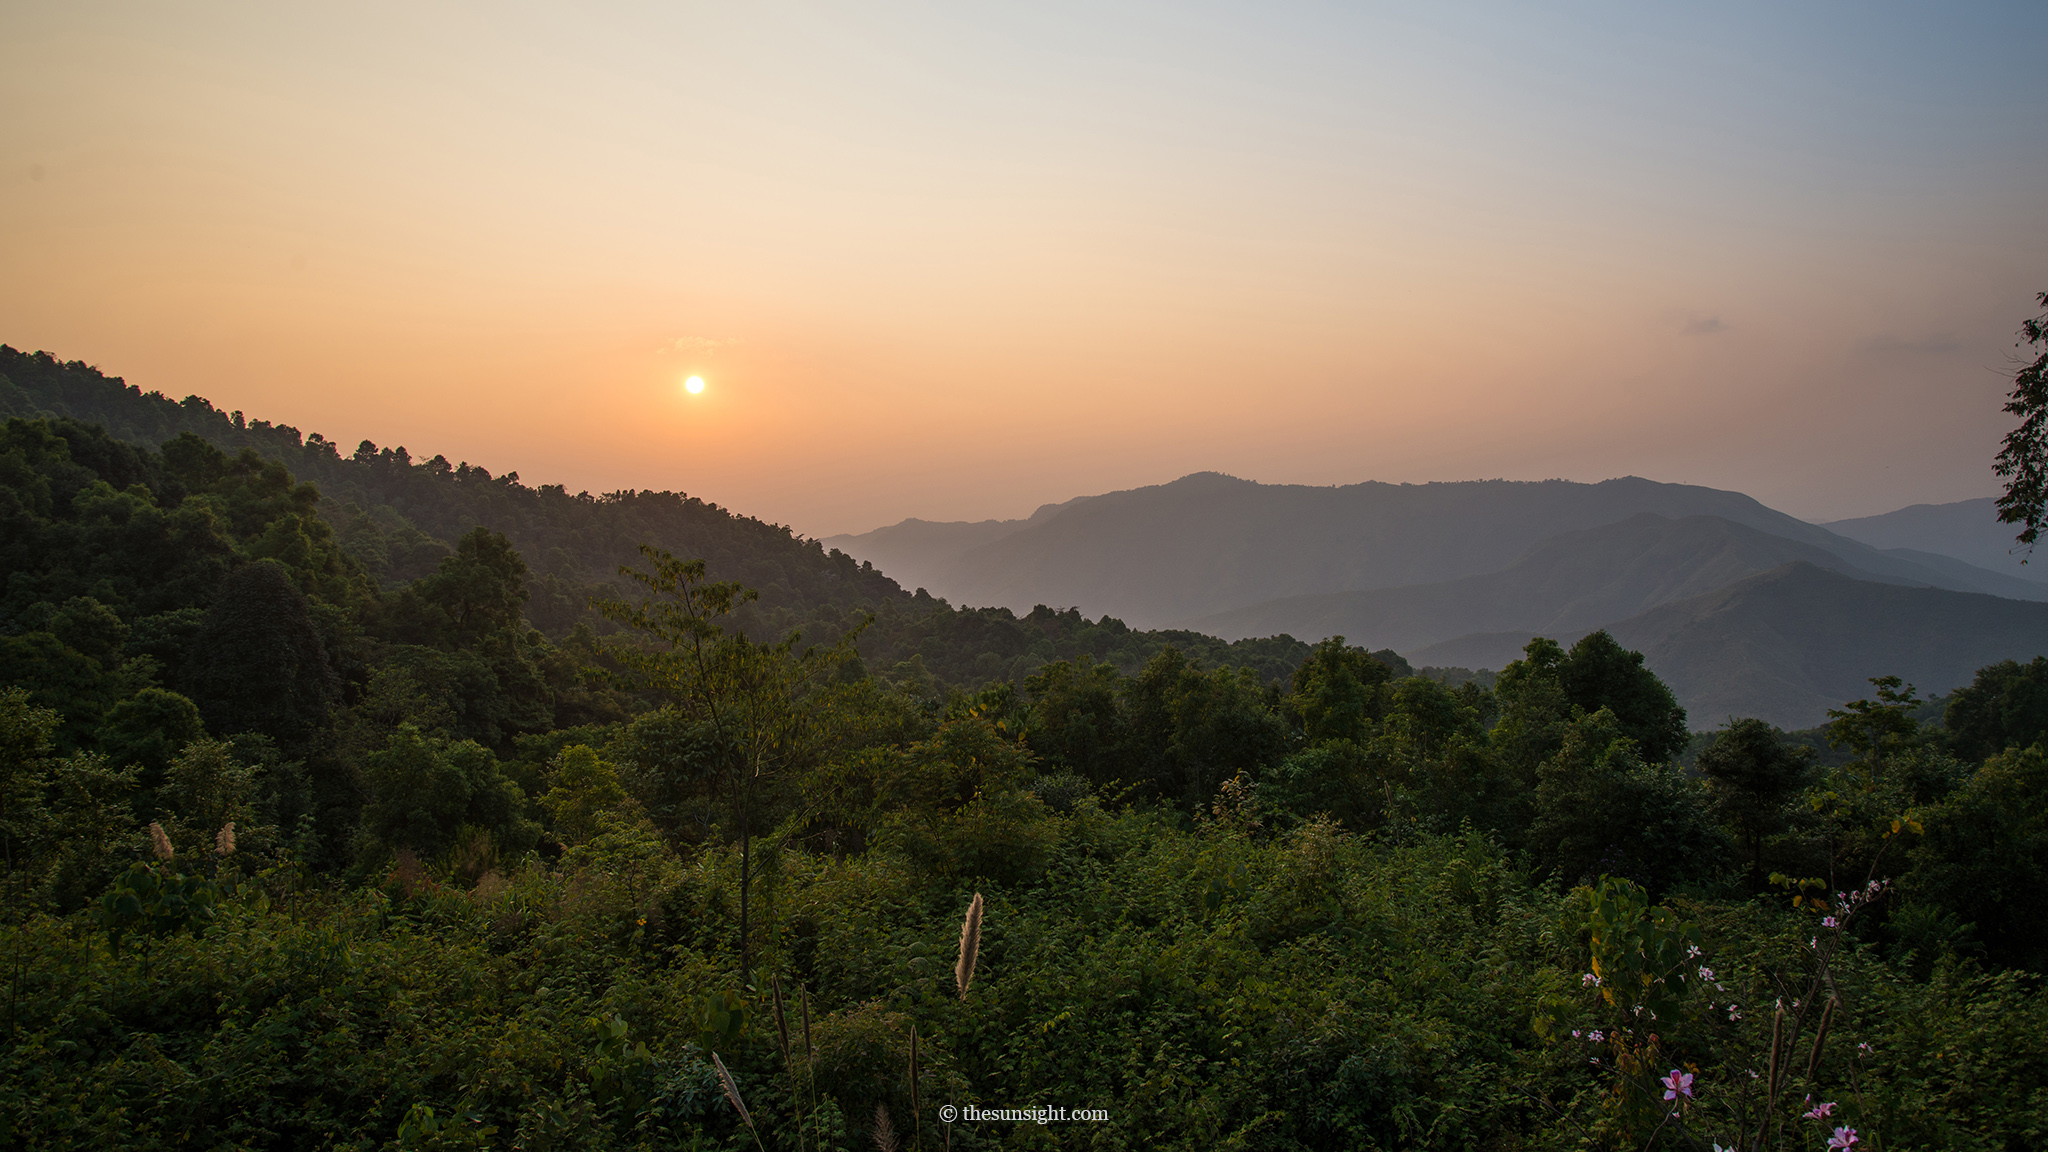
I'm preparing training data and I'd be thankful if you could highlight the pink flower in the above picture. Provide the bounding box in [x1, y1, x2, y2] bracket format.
[1698, 966, 1715, 980]
[1822, 916, 1839, 929]
[1661, 1070, 1694, 1101]
[1582, 972, 1601, 986]
[1588, 1030, 1604, 1042]
[1805, 1100, 1837, 1119]
[1828, 1126, 1859, 1149]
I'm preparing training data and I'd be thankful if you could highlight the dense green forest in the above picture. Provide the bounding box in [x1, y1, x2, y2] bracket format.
[2, 349, 2046, 1149]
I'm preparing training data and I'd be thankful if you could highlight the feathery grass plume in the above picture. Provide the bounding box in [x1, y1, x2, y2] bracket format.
[713, 1051, 751, 1125]
[214, 822, 236, 857]
[148, 822, 174, 862]
[770, 979, 809, 1152]
[908, 1023, 922, 1149]
[1758, 1002, 1785, 1143]
[873, 1102, 900, 1152]
[800, 984, 813, 1062]
[772, 978, 793, 1068]
[1806, 996, 1837, 1078]
[954, 892, 984, 999]
[713, 1051, 768, 1152]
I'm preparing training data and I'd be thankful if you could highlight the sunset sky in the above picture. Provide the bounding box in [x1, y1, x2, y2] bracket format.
[3, 1, 2043, 537]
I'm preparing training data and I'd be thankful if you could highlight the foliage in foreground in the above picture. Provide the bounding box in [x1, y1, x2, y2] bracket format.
[4, 804, 2044, 1151]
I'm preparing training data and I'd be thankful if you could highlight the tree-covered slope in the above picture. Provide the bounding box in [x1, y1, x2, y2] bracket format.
[1604, 562, 2048, 729]
[0, 346, 907, 636]
[0, 346, 1306, 688]
[1409, 563, 2048, 730]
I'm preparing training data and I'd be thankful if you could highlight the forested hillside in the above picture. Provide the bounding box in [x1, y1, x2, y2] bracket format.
[2, 346, 2046, 1150]
[0, 346, 1306, 688]
[1405, 563, 2048, 729]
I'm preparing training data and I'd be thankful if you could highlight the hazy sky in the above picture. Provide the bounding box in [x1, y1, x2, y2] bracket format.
[4, 1, 2043, 536]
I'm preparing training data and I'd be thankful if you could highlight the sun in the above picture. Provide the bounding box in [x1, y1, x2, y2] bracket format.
[684, 375, 705, 394]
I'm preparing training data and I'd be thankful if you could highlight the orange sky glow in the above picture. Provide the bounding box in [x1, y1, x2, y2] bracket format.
[4, 2, 2044, 536]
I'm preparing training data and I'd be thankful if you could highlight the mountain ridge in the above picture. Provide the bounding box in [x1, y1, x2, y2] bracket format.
[1823, 496, 2048, 582]
[831, 471, 2048, 629]
[1185, 512, 1920, 649]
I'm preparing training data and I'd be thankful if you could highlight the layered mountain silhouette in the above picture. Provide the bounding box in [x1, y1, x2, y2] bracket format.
[1822, 496, 2048, 582]
[831, 473, 2048, 727]
[1187, 513, 1916, 650]
[829, 472, 2047, 628]
[1408, 564, 2048, 728]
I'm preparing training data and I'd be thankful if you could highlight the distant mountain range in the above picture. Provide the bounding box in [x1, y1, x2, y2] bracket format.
[829, 476, 2048, 727]
[827, 474, 2045, 624]
[1822, 496, 2041, 579]
[1406, 563, 2048, 728]
[1188, 512, 1949, 649]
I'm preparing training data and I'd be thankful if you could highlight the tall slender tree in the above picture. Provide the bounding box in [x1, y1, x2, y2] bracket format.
[599, 547, 861, 984]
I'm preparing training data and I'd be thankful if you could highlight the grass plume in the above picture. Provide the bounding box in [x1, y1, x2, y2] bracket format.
[800, 984, 813, 1061]
[1806, 995, 1837, 1078]
[909, 1023, 921, 1149]
[713, 1051, 767, 1152]
[873, 1102, 900, 1152]
[955, 892, 984, 1000]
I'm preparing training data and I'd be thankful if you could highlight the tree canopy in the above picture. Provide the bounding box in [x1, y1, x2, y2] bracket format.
[1994, 290, 2048, 552]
